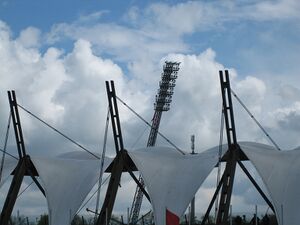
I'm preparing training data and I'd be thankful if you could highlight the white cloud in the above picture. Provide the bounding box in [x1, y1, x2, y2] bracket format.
[0, 22, 67, 127]
[234, 76, 266, 115]
[144, 2, 221, 35]
[1, 0, 300, 217]
[278, 84, 300, 102]
[249, 0, 300, 20]
[272, 102, 300, 132]
[16, 27, 41, 48]
[78, 11, 109, 24]
[126, 0, 300, 40]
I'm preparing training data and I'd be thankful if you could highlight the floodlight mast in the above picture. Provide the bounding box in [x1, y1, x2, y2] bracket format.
[129, 61, 180, 224]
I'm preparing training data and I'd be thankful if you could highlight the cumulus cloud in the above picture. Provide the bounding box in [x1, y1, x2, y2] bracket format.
[125, 0, 300, 38]
[16, 27, 41, 48]
[248, 0, 300, 21]
[278, 84, 300, 102]
[0, 20, 284, 217]
[0, 22, 67, 132]
[272, 102, 300, 132]
[143, 2, 221, 35]
[1, 0, 300, 218]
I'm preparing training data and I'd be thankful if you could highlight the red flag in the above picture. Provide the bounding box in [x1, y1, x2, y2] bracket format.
[166, 208, 179, 225]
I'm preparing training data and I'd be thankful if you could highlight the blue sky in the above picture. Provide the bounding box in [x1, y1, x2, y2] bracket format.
[0, 0, 137, 31]
[2, 0, 300, 76]
[1, 0, 300, 221]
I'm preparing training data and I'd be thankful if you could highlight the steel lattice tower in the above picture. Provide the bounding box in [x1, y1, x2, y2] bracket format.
[129, 61, 180, 224]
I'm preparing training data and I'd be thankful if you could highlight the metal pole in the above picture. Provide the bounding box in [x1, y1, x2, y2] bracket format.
[255, 205, 257, 225]
[127, 207, 130, 225]
[190, 135, 195, 225]
[229, 205, 232, 225]
[142, 215, 145, 225]
[106, 208, 108, 225]
[121, 215, 124, 225]
[69, 209, 72, 225]
[191, 135, 195, 154]
[82, 216, 85, 225]
[188, 206, 191, 225]
[281, 204, 283, 225]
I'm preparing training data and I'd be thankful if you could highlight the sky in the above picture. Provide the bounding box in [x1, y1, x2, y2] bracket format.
[1, 0, 300, 222]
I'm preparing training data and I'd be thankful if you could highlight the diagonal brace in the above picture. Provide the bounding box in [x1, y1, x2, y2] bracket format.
[238, 160, 275, 213]
[201, 173, 225, 225]
[123, 161, 150, 202]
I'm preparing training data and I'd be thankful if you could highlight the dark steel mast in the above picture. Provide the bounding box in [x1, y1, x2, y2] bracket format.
[96, 81, 151, 225]
[215, 70, 238, 224]
[0, 91, 45, 225]
[201, 70, 275, 225]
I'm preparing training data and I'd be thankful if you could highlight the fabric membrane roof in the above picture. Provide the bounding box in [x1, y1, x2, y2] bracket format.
[128, 146, 221, 225]
[31, 152, 112, 225]
[240, 142, 300, 225]
[2, 142, 300, 225]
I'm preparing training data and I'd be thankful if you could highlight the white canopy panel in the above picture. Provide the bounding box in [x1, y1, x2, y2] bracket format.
[240, 142, 300, 225]
[31, 153, 112, 225]
[128, 146, 220, 225]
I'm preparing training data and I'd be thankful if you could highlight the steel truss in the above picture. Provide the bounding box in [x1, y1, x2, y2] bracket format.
[201, 71, 274, 225]
[129, 62, 180, 224]
[95, 81, 150, 225]
[0, 91, 45, 225]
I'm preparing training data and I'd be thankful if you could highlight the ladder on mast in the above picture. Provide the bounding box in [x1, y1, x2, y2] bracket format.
[200, 70, 275, 225]
[129, 61, 180, 224]
[0, 91, 45, 225]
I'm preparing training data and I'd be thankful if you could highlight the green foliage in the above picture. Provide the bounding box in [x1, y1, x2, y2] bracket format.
[37, 215, 48, 225]
[71, 215, 87, 225]
[234, 215, 242, 225]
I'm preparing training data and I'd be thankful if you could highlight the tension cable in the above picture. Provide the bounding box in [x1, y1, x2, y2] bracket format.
[17, 181, 34, 198]
[0, 113, 18, 163]
[0, 148, 17, 160]
[231, 89, 281, 151]
[17, 104, 100, 159]
[95, 107, 110, 215]
[116, 96, 185, 155]
[215, 108, 224, 220]
[0, 114, 17, 166]
[76, 174, 111, 215]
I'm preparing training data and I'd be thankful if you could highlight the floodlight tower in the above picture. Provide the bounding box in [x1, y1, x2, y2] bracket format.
[129, 61, 180, 224]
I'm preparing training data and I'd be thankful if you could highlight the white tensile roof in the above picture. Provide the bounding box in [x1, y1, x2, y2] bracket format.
[31, 151, 112, 225]
[127, 146, 221, 225]
[240, 142, 300, 225]
[2, 142, 300, 225]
